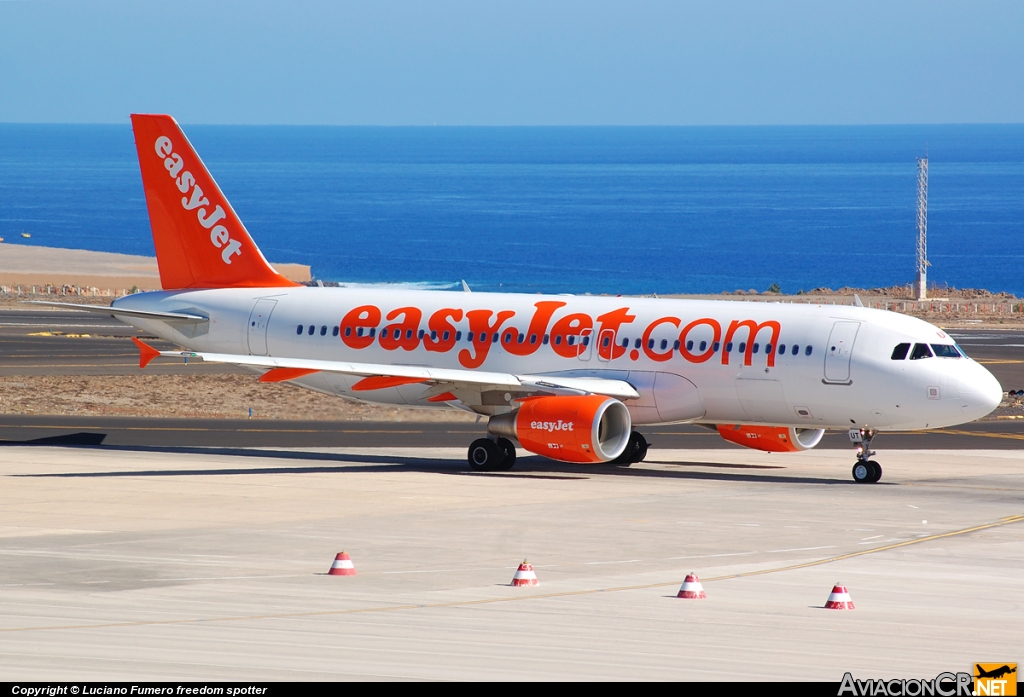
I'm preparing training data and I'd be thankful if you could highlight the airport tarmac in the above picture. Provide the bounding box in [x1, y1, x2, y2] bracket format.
[0, 444, 1021, 680]
[3, 414, 1024, 451]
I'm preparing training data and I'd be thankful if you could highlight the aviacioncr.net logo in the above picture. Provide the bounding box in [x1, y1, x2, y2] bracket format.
[839, 672, 973, 696]
[974, 664, 1017, 696]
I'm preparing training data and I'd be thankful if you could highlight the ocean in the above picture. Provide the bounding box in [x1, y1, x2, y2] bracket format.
[1, 124, 1022, 296]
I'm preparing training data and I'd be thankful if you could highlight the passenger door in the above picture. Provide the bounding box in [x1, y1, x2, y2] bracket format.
[247, 299, 278, 356]
[824, 321, 860, 383]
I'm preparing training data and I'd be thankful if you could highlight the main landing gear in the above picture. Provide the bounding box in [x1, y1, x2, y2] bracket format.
[468, 437, 516, 472]
[849, 428, 882, 483]
[612, 430, 649, 466]
[465, 431, 649, 471]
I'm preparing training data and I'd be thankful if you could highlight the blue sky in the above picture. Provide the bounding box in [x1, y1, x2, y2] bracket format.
[1, 1, 1021, 125]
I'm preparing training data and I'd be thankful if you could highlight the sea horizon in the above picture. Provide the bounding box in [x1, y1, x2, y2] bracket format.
[2, 123, 1022, 296]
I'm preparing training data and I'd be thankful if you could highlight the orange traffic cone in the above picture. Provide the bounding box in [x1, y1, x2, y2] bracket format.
[676, 572, 706, 599]
[824, 583, 854, 609]
[511, 560, 538, 586]
[328, 551, 357, 576]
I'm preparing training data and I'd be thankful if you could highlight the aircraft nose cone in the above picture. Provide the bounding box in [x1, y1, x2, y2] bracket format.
[959, 363, 1004, 420]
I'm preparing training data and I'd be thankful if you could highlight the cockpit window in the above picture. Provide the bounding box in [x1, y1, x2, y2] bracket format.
[891, 343, 911, 360]
[910, 343, 933, 360]
[931, 344, 961, 358]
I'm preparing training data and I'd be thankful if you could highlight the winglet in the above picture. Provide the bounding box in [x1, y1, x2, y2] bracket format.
[132, 337, 161, 369]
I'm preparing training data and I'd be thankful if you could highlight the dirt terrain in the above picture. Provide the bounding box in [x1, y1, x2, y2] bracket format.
[0, 373, 478, 422]
[0, 241, 310, 294]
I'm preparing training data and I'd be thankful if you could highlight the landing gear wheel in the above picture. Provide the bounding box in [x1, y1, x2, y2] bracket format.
[852, 461, 872, 483]
[867, 460, 882, 483]
[613, 431, 649, 465]
[468, 438, 503, 472]
[629, 431, 649, 463]
[495, 437, 517, 471]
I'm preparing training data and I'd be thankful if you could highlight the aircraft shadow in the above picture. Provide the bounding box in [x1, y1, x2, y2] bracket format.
[0, 432, 108, 446]
[7, 440, 852, 486]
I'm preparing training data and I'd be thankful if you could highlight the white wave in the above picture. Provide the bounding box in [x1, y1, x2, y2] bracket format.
[327, 280, 462, 291]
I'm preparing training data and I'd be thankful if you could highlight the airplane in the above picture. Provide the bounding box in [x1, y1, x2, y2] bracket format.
[975, 665, 1016, 680]
[37, 114, 1004, 482]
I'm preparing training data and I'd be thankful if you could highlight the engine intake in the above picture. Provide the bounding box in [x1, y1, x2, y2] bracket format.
[488, 395, 632, 463]
[716, 424, 825, 452]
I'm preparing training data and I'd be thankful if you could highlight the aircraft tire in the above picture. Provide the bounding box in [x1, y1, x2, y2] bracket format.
[852, 461, 872, 483]
[867, 461, 883, 483]
[468, 438, 503, 472]
[629, 432, 649, 463]
[495, 438, 517, 471]
[612, 431, 648, 466]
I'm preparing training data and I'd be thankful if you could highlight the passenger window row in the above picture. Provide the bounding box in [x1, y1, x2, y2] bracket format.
[296, 324, 600, 346]
[891, 343, 963, 360]
[296, 324, 338, 337]
[676, 339, 812, 357]
[294, 321, 815, 358]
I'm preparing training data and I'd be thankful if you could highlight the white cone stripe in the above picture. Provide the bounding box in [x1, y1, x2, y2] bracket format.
[331, 560, 355, 569]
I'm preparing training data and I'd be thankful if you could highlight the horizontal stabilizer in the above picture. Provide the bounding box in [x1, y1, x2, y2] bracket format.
[131, 337, 162, 368]
[24, 301, 207, 322]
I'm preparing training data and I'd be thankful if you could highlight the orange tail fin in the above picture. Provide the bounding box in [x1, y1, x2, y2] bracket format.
[130, 114, 297, 290]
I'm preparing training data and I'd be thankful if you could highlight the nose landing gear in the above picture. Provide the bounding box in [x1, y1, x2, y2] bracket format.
[852, 460, 882, 483]
[849, 428, 882, 483]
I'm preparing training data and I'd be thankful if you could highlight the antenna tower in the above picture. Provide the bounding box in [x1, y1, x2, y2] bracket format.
[915, 157, 928, 300]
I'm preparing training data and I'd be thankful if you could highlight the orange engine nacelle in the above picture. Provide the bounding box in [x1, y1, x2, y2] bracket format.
[716, 424, 825, 453]
[488, 395, 632, 463]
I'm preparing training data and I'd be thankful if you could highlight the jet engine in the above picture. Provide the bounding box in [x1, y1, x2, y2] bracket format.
[488, 395, 632, 463]
[716, 424, 825, 453]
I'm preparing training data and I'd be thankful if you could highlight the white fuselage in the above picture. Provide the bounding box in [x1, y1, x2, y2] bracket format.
[113, 287, 1003, 431]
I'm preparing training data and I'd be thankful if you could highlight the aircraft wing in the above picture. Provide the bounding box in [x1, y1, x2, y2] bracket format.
[132, 339, 640, 400]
